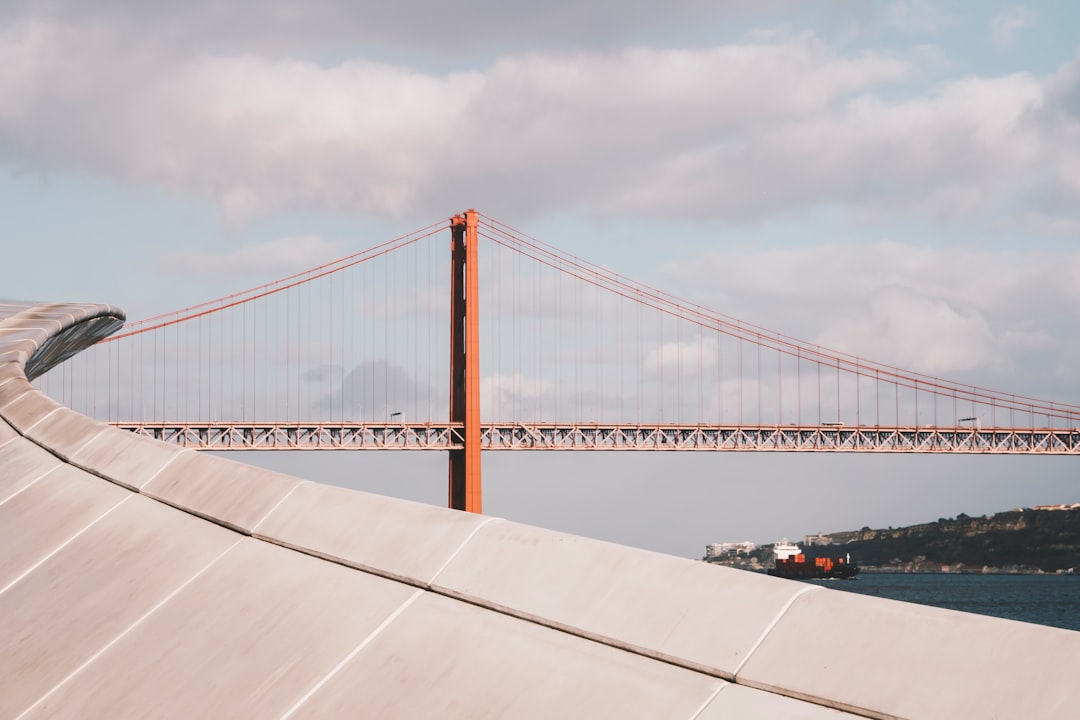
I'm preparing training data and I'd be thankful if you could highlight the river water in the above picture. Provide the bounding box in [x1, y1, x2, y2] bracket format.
[804, 573, 1080, 632]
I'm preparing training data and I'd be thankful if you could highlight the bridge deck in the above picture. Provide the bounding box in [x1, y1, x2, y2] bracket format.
[114, 421, 1080, 453]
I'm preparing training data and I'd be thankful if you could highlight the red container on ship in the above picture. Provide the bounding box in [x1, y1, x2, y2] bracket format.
[767, 542, 859, 580]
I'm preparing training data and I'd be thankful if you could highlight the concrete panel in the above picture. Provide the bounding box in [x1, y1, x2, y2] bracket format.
[254, 482, 489, 586]
[696, 684, 859, 719]
[738, 588, 1080, 720]
[0, 464, 129, 589]
[1, 316, 64, 332]
[8, 306, 84, 327]
[0, 349, 29, 365]
[432, 520, 812, 677]
[0, 302, 36, 319]
[0, 494, 239, 718]
[142, 450, 303, 532]
[0, 361, 23, 383]
[0, 326, 48, 349]
[0, 348, 29, 365]
[69, 426, 182, 490]
[23, 406, 108, 460]
[0, 416, 16, 446]
[0, 374, 33, 410]
[0, 388, 64, 433]
[23, 538, 419, 720]
[0, 439, 63, 500]
[289, 591, 724, 720]
[0, 336, 37, 359]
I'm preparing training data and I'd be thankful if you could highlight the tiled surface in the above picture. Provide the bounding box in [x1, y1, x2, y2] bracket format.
[432, 519, 812, 677]
[70, 426, 183, 490]
[697, 683, 861, 719]
[254, 482, 489, 585]
[738, 588, 1080, 719]
[23, 538, 419, 720]
[0, 383, 64, 432]
[0, 438, 64, 500]
[0, 374, 33, 409]
[141, 450, 303, 532]
[0, 494, 239, 718]
[0, 361, 24, 383]
[23, 406, 108, 460]
[0, 464, 129, 589]
[0, 326, 49, 349]
[288, 591, 725, 720]
[0, 416, 16, 445]
[0, 302, 124, 379]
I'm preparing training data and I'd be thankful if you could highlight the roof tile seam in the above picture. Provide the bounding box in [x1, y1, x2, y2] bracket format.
[250, 533, 432, 591]
[0, 444, 69, 497]
[249, 480, 312, 535]
[0, 458, 60, 507]
[423, 587, 743, 679]
[728, 586, 891, 720]
[13, 536, 246, 720]
[0, 384, 30, 413]
[84, 438, 184, 492]
[0, 400, 186, 491]
[62, 424, 110, 462]
[0, 331, 42, 352]
[426, 515, 501, 582]
[731, 583, 820, 680]
[140, 490, 258, 536]
[0, 494, 133, 600]
[685, 681, 730, 720]
[732, 678, 896, 720]
[20, 404, 64, 435]
[277, 589, 426, 720]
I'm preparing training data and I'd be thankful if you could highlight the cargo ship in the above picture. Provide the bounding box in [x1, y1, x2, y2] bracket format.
[767, 541, 859, 580]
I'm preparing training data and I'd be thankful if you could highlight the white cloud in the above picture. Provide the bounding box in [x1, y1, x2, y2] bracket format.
[660, 240, 1080, 395]
[159, 235, 347, 281]
[643, 337, 721, 375]
[988, 6, 1036, 50]
[2, 15, 1080, 234]
[815, 284, 997, 375]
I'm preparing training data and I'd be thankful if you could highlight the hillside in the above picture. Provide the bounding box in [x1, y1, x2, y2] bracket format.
[821, 505, 1080, 573]
[807, 507, 1080, 574]
[708, 505, 1080, 573]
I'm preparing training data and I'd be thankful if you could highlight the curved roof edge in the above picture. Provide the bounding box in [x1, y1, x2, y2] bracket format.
[1, 302, 1078, 719]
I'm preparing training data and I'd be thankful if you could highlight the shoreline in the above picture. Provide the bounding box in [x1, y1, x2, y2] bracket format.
[861, 566, 1076, 576]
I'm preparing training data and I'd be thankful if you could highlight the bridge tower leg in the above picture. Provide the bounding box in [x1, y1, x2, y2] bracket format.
[449, 209, 482, 513]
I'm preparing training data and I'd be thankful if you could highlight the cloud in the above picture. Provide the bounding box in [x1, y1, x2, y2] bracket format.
[988, 6, 1036, 50]
[659, 240, 1080, 398]
[2, 13, 1080, 234]
[159, 235, 348, 281]
[815, 285, 997, 375]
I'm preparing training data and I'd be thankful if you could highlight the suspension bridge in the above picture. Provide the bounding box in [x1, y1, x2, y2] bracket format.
[35, 209, 1080, 511]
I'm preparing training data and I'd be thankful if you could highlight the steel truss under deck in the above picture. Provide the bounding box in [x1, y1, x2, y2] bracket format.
[113, 422, 1080, 454]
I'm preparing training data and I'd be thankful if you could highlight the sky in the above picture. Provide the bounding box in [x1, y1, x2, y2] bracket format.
[4, 1, 1080, 558]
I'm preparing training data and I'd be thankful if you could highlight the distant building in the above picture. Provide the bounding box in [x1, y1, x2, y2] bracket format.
[704, 541, 756, 559]
[804, 532, 832, 547]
